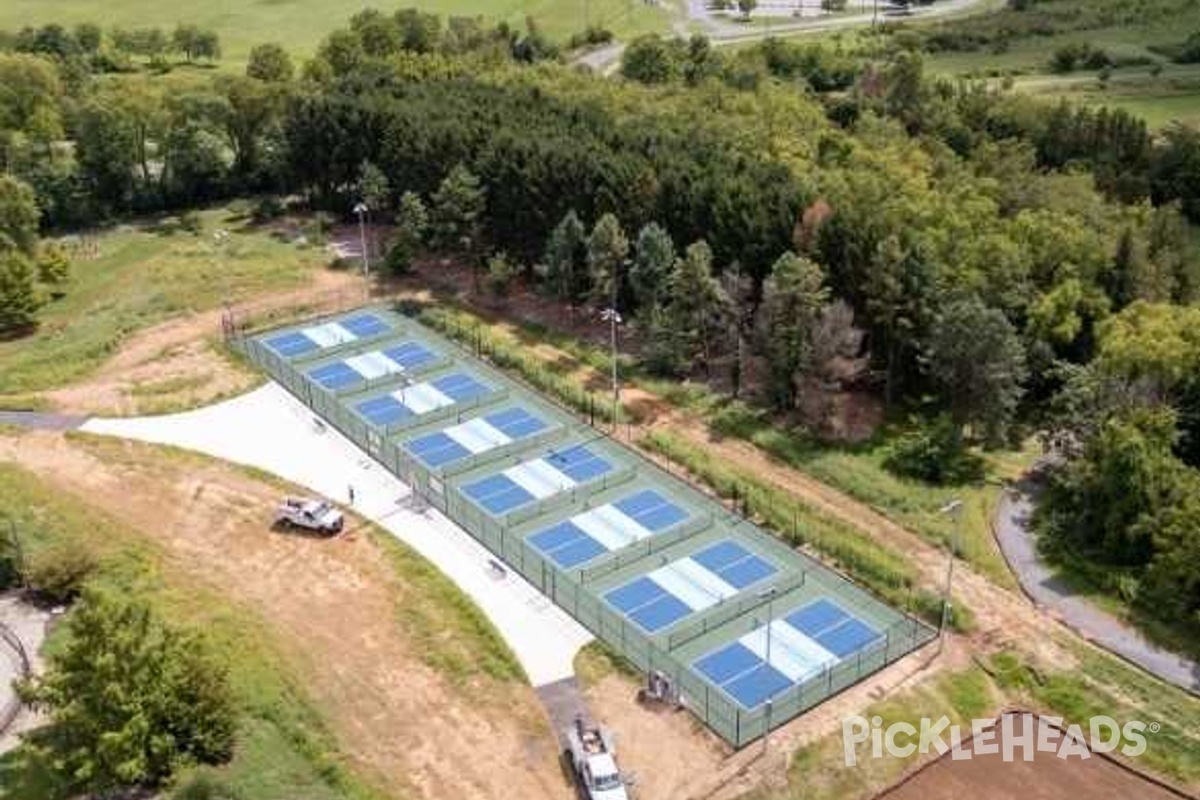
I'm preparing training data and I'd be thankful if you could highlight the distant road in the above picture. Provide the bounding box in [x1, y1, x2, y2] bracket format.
[994, 476, 1200, 695]
[574, 0, 998, 72]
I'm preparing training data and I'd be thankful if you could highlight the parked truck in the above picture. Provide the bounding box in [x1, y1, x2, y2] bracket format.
[274, 497, 344, 535]
[565, 715, 629, 800]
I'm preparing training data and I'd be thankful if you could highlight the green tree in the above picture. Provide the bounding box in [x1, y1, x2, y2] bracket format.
[1097, 301, 1200, 397]
[1138, 477, 1200, 625]
[630, 222, 675, 313]
[0, 249, 41, 334]
[538, 209, 588, 303]
[20, 591, 236, 794]
[586, 213, 629, 308]
[431, 164, 486, 289]
[926, 297, 1027, 446]
[664, 240, 730, 375]
[620, 35, 678, 84]
[74, 23, 102, 53]
[486, 252, 517, 297]
[36, 240, 70, 293]
[350, 9, 401, 58]
[431, 163, 485, 253]
[0, 53, 64, 152]
[0, 174, 40, 256]
[759, 251, 828, 409]
[246, 43, 293, 82]
[387, 190, 428, 275]
[215, 75, 282, 183]
[173, 25, 220, 62]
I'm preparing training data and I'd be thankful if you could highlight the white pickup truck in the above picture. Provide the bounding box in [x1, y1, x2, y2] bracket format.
[565, 716, 629, 800]
[274, 497, 344, 535]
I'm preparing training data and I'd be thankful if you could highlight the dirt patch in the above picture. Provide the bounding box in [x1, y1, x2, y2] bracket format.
[582, 673, 731, 800]
[0, 432, 568, 800]
[32, 269, 363, 416]
[878, 712, 1196, 800]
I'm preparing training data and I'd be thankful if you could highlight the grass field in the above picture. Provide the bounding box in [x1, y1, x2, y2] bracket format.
[920, 0, 1200, 129]
[0, 0, 671, 64]
[0, 460, 384, 800]
[0, 206, 325, 399]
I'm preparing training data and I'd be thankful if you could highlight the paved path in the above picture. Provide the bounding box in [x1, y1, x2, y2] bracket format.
[82, 383, 593, 688]
[0, 594, 51, 754]
[994, 479, 1200, 695]
[0, 411, 88, 431]
[575, 0, 996, 73]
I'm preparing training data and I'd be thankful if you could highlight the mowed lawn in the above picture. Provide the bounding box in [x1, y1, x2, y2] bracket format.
[0, 205, 325, 397]
[0, 0, 671, 64]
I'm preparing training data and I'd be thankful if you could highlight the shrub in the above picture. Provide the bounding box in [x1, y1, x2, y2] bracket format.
[178, 210, 204, 235]
[883, 415, 986, 486]
[485, 252, 517, 297]
[25, 544, 96, 603]
[173, 769, 243, 800]
[251, 195, 284, 223]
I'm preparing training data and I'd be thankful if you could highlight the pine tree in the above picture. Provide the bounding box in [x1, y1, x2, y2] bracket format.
[586, 213, 629, 308]
[760, 251, 827, 409]
[664, 240, 730, 375]
[538, 210, 588, 303]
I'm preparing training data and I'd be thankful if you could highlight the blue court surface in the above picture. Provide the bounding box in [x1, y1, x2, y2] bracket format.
[354, 373, 493, 427]
[339, 314, 390, 338]
[264, 314, 390, 359]
[693, 599, 883, 710]
[406, 407, 549, 468]
[602, 540, 777, 632]
[306, 341, 439, 391]
[309, 361, 361, 391]
[530, 489, 690, 569]
[461, 444, 613, 516]
[265, 331, 319, 358]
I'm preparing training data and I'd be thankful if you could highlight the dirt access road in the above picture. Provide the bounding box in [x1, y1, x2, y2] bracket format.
[0, 431, 568, 800]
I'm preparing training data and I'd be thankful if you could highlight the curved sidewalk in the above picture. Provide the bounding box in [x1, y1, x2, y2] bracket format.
[994, 480, 1199, 695]
[81, 383, 593, 688]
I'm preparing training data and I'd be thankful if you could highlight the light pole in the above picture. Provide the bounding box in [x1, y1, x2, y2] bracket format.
[353, 201, 370, 280]
[756, 585, 778, 751]
[937, 499, 963, 653]
[600, 258, 625, 432]
[213, 228, 230, 309]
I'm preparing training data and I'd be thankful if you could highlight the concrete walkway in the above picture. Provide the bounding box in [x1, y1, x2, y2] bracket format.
[82, 383, 593, 688]
[994, 479, 1200, 695]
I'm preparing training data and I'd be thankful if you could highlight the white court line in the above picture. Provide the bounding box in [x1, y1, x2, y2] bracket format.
[650, 566, 719, 611]
[674, 557, 738, 601]
[446, 418, 510, 454]
[505, 459, 572, 499]
[303, 321, 356, 348]
[573, 508, 635, 551]
[398, 382, 453, 415]
[593, 504, 651, 542]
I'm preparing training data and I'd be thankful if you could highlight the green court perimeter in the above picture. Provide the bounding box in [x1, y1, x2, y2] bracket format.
[229, 305, 935, 747]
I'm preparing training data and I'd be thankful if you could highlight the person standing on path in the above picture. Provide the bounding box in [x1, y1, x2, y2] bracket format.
[348, 484, 356, 506]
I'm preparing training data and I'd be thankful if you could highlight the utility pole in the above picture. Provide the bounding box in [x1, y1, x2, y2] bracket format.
[353, 201, 370, 280]
[937, 499, 962, 653]
[213, 228, 230, 311]
[757, 585, 778, 751]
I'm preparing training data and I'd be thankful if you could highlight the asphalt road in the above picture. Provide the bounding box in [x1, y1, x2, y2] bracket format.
[994, 479, 1200, 695]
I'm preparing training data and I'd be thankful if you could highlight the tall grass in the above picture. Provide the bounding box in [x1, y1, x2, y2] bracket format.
[709, 401, 1019, 587]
